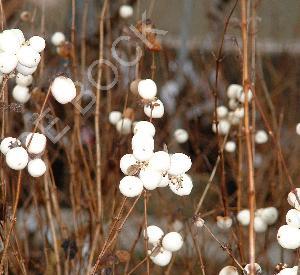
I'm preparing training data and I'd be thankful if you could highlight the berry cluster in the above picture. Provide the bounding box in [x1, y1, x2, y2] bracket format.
[237, 207, 278, 233]
[144, 225, 183, 266]
[276, 189, 300, 251]
[0, 133, 47, 177]
[214, 84, 268, 153]
[0, 29, 45, 76]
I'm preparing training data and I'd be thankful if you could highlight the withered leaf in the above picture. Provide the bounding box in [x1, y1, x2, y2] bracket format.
[127, 164, 140, 176]
[115, 250, 130, 263]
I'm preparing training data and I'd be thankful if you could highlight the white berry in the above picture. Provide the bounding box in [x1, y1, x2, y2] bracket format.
[144, 225, 164, 244]
[148, 151, 170, 172]
[225, 141, 236, 153]
[29, 36, 46, 53]
[119, 176, 143, 197]
[287, 189, 300, 210]
[119, 5, 133, 19]
[254, 216, 267, 233]
[219, 266, 239, 275]
[17, 45, 41, 67]
[286, 209, 300, 228]
[109, 111, 122, 125]
[144, 99, 164, 119]
[51, 32, 66, 46]
[51, 76, 76, 104]
[227, 84, 243, 99]
[27, 158, 46, 177]
[277, 224, 300, 249]
[168, 153, 192, 176]
[174, 129, 189, 143]
[116, 118, 132, 135]
[12, 85, 30, 103]
[255, 130, 268, 144]
[237, 209, 250, 226]
[150, 249, 172, 266]
[25, 133, 47, 155]
[0, 52, 18, 74]
[162, 232, 183, 252]
[217, 106, 228, 118]
[217, 216, 233, 230]
[139, 168, 162, 190]
[16, 73, 33, 87]
[133, 121, 155, 137]
[169, 174, 193, 196]
[16, 63, 37, 76]
[0, 137, 21, 155]
[138, 79, 157, 100]
[6, 147, 28, 170]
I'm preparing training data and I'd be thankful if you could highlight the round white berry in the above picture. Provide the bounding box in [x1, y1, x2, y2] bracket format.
[239, 89, 253, 103]
[286, 209, 300, 228]
[29, 36, 46, 53]
[27, 158, 46, 177]
[119, 4, 133, 19]
[254, 216, 267, 233]
[144, 99, 164, 119]
[217, 106, 228, 118]
[0, 52, 18, 74]
[168, 153, 192, 176]
[228, 99, 239, 110]
[219, 266, 239, 275]
[51, 32, 66, 46]
[139, 168, 162, 190]
[277, 224, 300, 249]
[148, 151, 170, 172]
[0, 29, 22, 54]
[132, 147, 153, 162]
[174, 129, 189, 143]
[219, 119, 231, 135]
[17, 45, 41, 67]
[144, 225, 164, 244]
[131, 133, 154, 152]
[228, 111, 240, 126]
[278, 266, 298, 275]
[158, 174, 170, 187]
[243, 263, 262, 275]
[255, 130, 268, 144]
[25, 133, 47, 155]
[237, 209, 250, 226]
[51, 76, 76, 104]
[12, 85, 30, 103]
[296, 123, 300, 136]
[0, 137, 21, 155]
[10, 29, 25, 45]
[169, 174, 193, 196]
[138, 79, 157, 100]
[133, 121, 155, 137]
[225, 141, 236, 153]
[119, 176, 143, 197]
[227, 84, 243, 99]
[216, 216, 233, 230]
[6, 147, 29, 170]
[120, 154, 137, 175]
[16, 63, 37, 76]
[162, 232, 183, 252]
[234, 107, 244, 119]
[150, 249, 172, 267]
[109, 111, 122, 125]
[288, 189, 300, 211]
[16, 73, 33, 87]
[260, 207, 278, 225]
[212, 120, 231, 135]
[116, 118, 132, 135]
